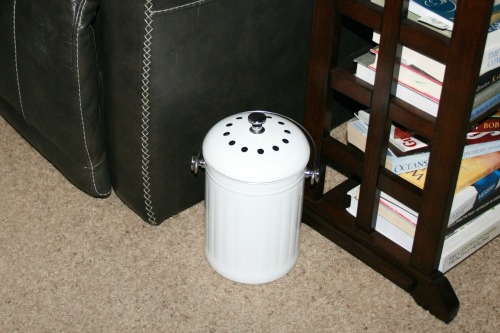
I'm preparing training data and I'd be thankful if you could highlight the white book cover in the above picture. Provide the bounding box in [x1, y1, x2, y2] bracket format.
[355, 59, 439, 116]
[481, 40, 500, 75]
[370, 48, 442, 102]
[439, 206, 500, 272]
[347, 188, 414, 251]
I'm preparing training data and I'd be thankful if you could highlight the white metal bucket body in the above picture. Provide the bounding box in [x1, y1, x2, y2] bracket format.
[204, 167, 305, 284]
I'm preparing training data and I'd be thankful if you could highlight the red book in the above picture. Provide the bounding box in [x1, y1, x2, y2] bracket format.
[472, 111, 500, 132]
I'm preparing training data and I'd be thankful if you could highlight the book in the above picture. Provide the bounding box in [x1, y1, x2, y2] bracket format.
[347, 118, 500, 174]
[471, 110, 500, 132]
[439, 205, 500, 272]
[351, 170, 500, 236]
[372, 2, 500, 82]
[371, 0, 500, 31]
[409, 0, 500, 31]
[347, 187, 500, 273]
[372, 34, 500, 91]
[354, 52, 500, 119]
[448, 185, 500, 234]
[476, 66, 500, 93]
[399, 151, 500, 193]
[348, 170, 500, 238]
[356, 110, 429, 156]
[480, 39, 500, 76]
[370, 47, 442, 103]
[467, 111, 500, 144]
[409, 0, 457, 31]
[466, 130, 500, 145]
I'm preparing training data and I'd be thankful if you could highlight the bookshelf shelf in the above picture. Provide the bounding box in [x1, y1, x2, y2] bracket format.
[303, 0, 499, 323]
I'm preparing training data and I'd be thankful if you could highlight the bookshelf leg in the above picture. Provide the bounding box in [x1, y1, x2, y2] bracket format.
[410, 274, 459, 323]
[302, 205, 460, 323]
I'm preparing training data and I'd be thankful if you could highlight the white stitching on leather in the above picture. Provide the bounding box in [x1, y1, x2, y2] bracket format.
[152, 0, 212, 14]
[76, 0, 110, 197]
[140, 0, 157, 224]
[13, 0, 26, 120]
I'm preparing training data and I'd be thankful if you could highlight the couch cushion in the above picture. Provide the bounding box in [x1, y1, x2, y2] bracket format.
[0, 0, 110, 197]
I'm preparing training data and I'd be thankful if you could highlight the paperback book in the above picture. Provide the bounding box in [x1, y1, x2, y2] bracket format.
[399, 151, 500, 193]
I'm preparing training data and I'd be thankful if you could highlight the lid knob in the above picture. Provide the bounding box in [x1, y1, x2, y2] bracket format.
[248, 112, 267, 134]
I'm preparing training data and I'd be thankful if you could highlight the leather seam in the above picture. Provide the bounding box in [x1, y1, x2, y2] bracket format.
[76, 0, 110, 197]
[12, 0, 26, 120]
[152, 0, 214, 15]
[140, 0, 157, 224]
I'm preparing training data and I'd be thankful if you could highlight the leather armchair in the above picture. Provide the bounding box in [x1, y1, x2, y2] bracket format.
[0, 0, 313, 224]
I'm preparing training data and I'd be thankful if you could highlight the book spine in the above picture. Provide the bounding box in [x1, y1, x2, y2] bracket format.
[389, 139, 500, 174]
[448, 185, 500, 234]
[476, 67, 500, 93]
[466, 131, 500, 144]
[445, 188, 500, 238]
[470, 93, 500, 120]
[439, 208, 500, 272]
[398, 152, 500, 192]
[471, 115, 500, 132]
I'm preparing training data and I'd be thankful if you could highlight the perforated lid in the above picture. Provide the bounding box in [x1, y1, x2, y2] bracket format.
[202, 111, 310, 183]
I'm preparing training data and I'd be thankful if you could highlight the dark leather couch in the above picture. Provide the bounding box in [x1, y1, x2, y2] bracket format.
[0, 0, 313, 224]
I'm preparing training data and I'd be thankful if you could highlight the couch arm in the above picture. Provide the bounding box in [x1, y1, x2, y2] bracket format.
[0, 0, 111, 197]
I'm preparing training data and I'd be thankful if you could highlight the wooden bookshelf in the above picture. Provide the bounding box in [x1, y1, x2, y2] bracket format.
[303, 0, 498, 323]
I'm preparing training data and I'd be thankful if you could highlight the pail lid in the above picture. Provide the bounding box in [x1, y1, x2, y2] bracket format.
[202, 111, 310, 183]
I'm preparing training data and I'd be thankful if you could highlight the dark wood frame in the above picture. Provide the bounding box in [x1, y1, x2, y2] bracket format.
[303, 0, 496, 323]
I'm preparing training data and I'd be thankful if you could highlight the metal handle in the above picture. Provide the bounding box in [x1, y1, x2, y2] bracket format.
[191, 150, 205, 175]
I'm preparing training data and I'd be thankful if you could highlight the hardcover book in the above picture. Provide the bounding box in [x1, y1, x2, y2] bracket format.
[471, 110, 500, 132]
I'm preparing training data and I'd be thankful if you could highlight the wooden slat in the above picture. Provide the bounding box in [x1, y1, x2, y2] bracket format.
[410, 0, 495, 274]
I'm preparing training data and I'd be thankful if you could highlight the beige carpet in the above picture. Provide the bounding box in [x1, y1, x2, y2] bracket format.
[1, 115, 498, 333]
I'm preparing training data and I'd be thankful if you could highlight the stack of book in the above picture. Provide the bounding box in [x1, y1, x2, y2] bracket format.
[363, 0, 500, 119]
[347, 1, 500, 272]
[346, 183, 500, 273]
[347, 111, 500, 272]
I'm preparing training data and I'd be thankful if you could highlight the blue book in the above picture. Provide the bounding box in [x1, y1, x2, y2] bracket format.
[412, 0, 457, 22]
[473, 170, 500, 203]
[470, 85, 500, 120]
[410, 0, 500, 31]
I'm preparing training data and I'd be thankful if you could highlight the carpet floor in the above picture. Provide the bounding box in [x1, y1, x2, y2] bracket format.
[1, 115, 498, 332]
